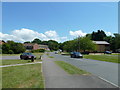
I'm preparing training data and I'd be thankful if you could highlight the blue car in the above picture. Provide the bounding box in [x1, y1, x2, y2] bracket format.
[70, 52, 83, 58]
[104, 51, 112, 54]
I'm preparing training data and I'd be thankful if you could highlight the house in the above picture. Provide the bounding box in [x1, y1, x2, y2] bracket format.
[24, 43, 49, 50]
[24, 43, 39, 50]
[0, 40, 5, 45]
[39, 45, 49, 50]
[93, 41, 110, 52]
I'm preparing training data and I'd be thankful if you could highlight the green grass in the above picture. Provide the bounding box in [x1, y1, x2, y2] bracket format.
[55, 61, 89, 75]
[32, 53, 44, 59]
[2, 53, 43, 65]
[2, 59, 41, 65]
[48, 56, 54, 58]
[84, 55, 119, 63]
[111, 53, 120, 55]
[2, 63, 44, 88]
[46, 52, 49, 56]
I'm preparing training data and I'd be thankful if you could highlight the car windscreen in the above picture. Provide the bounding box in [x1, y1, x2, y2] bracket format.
[75, 52, 81, 55]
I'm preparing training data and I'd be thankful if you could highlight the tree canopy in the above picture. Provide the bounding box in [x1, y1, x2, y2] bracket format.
[86, 30, 107, 41]
[2, 41, 26, 54]
[31, 38, 42, 44]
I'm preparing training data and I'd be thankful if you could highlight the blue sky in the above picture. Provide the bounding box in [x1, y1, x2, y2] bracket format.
[1, 2, 118, 42]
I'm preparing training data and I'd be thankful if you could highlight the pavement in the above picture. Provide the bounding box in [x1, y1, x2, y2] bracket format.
[51, 52, 119, 87]
[42, 53, 117, 88]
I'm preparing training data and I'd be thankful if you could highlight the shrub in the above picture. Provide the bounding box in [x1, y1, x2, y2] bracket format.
[31, 49, 45, 53]
[8, 50, 14, 54]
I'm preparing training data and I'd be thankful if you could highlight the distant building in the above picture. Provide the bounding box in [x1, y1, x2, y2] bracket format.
[24, 43, 49, 50]
[93, 41, 110, 52]
[0, 40, 5, 45]
[39, 45, 50, 50]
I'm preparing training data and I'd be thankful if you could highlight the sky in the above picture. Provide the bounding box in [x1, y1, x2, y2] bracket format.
[1, 2, 118, 42]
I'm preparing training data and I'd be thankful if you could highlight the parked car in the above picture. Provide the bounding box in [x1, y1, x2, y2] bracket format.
[70, 52, 83, 58]
[20, 53, 36, 60]
[81, 51, 90, 55]
[55, 51, 59, 54]
[104, 51, 112, 54]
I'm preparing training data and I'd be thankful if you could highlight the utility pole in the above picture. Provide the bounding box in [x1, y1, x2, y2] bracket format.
[78, 36, 80, 52]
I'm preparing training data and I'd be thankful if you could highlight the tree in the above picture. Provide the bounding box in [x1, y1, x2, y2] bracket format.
[24, 41, 31, 43]
[63, 40, 75, 52]
[31, 38, 42, 44]
[74, 37, 96, 52]
[41, 41, 48, 45]
[48, 40, 59, 51]
[104, 36, 115, 51]
[13, 43, 26, 54]
[62, 37, 96, 52]
[2, 40, 26, 54]
[86, 34, 92, 39]
[2, 43, 10, 54]
[114, 34, 120, 50]
[91, 30, 106, 41]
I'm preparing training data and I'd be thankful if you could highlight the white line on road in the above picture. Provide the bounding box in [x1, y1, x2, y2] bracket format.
[98, 76, 119, 88]
[0, 62, 42, 67]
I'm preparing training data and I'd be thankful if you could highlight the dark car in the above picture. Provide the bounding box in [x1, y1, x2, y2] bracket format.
[20, 53, 36, 60]
[104, 51, 112, 54]
[70, 52, 83, 58]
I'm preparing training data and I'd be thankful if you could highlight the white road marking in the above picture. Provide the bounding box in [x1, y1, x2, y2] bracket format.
[98, 76, 119, 88]
[0, 62, 42, 67]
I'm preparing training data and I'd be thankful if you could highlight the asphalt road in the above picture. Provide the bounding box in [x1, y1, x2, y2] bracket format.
[42, 53, 117, 88]
[50, 52, 119, 87]
[1, 56, 20, 60]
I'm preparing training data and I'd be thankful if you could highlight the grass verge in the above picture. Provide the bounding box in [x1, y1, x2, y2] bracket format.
[84, 55, 119, 63]
[2, 63, 44, 88]
[48, 56, 54, 58]
[55, 61, 89, 75]
[32, 53, 44, 59]
[2, 59, 42, 65]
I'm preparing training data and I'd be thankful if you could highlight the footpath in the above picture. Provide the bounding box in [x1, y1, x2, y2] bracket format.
[42, 53, 116, 88]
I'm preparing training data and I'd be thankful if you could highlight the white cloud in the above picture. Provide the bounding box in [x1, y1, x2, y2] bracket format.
[105, 31, 114, 36]
[0, 28, 68, 42]
[69, 30, 87, 37]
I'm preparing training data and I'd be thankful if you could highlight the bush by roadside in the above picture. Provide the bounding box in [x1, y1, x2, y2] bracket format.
[31, 49, 45, 53]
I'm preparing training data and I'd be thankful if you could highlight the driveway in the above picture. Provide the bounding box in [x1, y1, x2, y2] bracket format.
[42, 53, 117, 88]
[50, 52, 119, 87]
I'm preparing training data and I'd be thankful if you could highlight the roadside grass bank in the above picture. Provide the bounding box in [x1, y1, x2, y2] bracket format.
[48, 56, 54, 58]
[46, 52, 54, 58]
[32, 53, 44, 59]
[84, 55, 119, 63]
[54, 61, 90, 75]
[2, 59, 42, 65]
[2, 63, 44, 88]
[111, 53, 120, 55]
[1, 53, 43, 57]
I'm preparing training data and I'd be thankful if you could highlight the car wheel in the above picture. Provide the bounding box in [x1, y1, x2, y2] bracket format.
[20, 55, 22, 60]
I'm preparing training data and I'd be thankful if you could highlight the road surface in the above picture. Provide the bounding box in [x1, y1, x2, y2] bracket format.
[1, 56, 20, 60]
[42, 53, 117, 88]
[50, 52, 119, 87]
